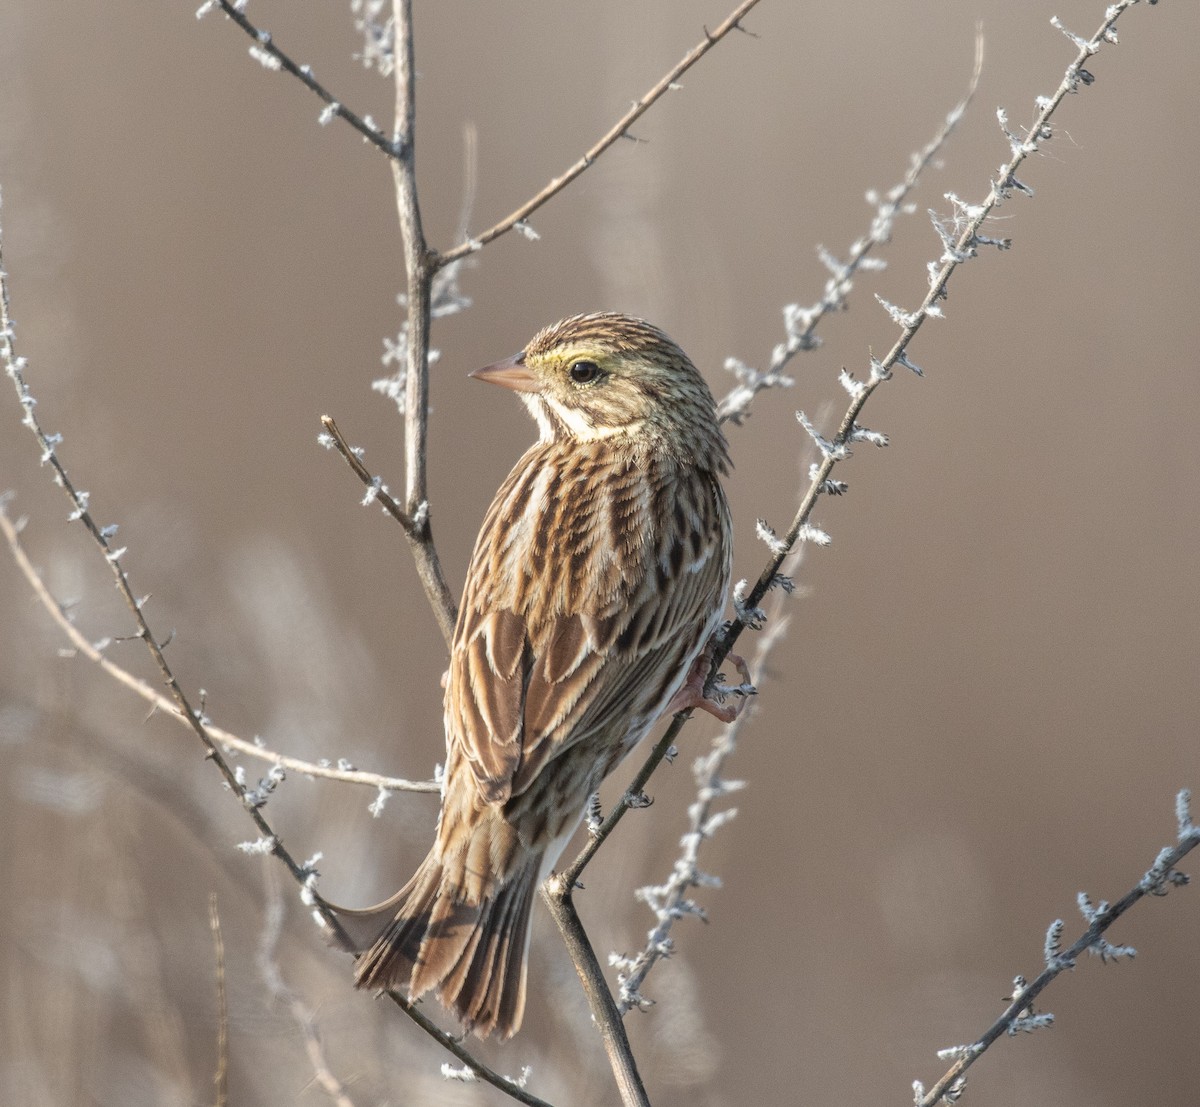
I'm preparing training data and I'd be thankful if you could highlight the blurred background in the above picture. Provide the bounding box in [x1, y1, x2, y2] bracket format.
[1, 1, 1197, 1104]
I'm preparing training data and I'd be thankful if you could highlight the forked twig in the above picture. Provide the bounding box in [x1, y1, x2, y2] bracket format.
[546, 8, 1166, 1081]
[320, 414, 457, 645]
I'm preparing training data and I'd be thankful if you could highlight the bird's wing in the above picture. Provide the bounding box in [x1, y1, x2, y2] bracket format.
[446, 458, 728, 805]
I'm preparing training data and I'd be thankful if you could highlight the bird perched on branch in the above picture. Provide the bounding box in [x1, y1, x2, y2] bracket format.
[343, 312, 741, 1038]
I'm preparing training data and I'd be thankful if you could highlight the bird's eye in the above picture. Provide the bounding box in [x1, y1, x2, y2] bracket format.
[568, 360, 601, 385]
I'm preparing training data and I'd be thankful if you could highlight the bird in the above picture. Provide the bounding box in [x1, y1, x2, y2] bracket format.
[342, 312, 740, 1038]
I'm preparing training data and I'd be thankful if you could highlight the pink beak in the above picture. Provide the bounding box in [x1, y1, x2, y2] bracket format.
[469, 352, 541, 393]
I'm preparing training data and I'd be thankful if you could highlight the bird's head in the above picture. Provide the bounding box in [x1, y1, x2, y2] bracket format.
[471, 312, 728, 468]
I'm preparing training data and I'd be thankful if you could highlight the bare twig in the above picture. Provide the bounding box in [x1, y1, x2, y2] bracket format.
[3, 209, 311, 887]
[562, 2, 1161, 1081]
[200, 0, 400, 157]
[541, 877, 650, 1107]
[319, 415, 456, 645]
[209, 894, 229, 1107]
[0, 508, 438, 795]
[201, 0, 459, 648]
[435, 0, 766, 266]
[766, 0, 1156, 678]
[917, 790, 1198, 1106]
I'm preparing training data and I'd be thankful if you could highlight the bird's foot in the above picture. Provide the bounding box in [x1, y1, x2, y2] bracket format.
[666, 645, 754, 723]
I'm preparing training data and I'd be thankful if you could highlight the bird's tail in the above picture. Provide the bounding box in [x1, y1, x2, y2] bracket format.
[347, 838, 542, 1039]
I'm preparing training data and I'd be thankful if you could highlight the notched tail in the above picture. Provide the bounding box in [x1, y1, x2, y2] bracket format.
[348, 848, 541, 1039]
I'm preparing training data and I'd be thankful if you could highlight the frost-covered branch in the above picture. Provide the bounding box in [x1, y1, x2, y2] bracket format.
[0, 189, 545, 1107]
[916, 789, 1197, 1107]
[562, 0, 1163, 1016]
[725, 0, 1158, 670]
[1, 190, 332, 895]
[717, 30, 984, 425]
[611, 613, 789, 1013]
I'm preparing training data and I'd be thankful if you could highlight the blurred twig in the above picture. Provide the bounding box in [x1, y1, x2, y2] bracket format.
[208, 894, 229, 1107]
[0, 508, 438, 795]
[259, 868, 359, 1107]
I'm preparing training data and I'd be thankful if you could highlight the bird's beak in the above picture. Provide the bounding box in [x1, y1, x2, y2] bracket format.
[469, 352, 541, 393]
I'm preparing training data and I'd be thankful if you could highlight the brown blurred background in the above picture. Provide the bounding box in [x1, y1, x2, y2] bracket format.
[1, 1, 1198, 1104]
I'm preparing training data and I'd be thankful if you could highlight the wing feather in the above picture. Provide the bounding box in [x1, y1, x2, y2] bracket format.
[445, 441, 729, 807]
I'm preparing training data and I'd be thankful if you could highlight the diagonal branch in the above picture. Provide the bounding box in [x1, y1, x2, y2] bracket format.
[201, 0, 401, 158]
[541, 877, 650, 1107]
[612, 595, 794, 1014]
[0, 507, 439, 795]
[717, 28, 984, 424]
[918, 791, 1198, 1106]
[435, 0, 766, 267]
[4, 232, 302, 887]
[320, 415, 457, 644]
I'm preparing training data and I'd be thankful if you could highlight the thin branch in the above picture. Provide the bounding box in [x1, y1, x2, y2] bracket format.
[384, 0, 459, 653]
[541, 877, 650, 1107]
[435, 0, 766, 266]
[3, 214, 307, 884]
[752, 0, 1155, 673]
[917, 790, 1198, 1106]
[717, 28, 985, 424]
[320, 415, 457, 645]
[0, 508, 438, 795]
[376, 990, 556, 1107]
[200, 0, 401, 158]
